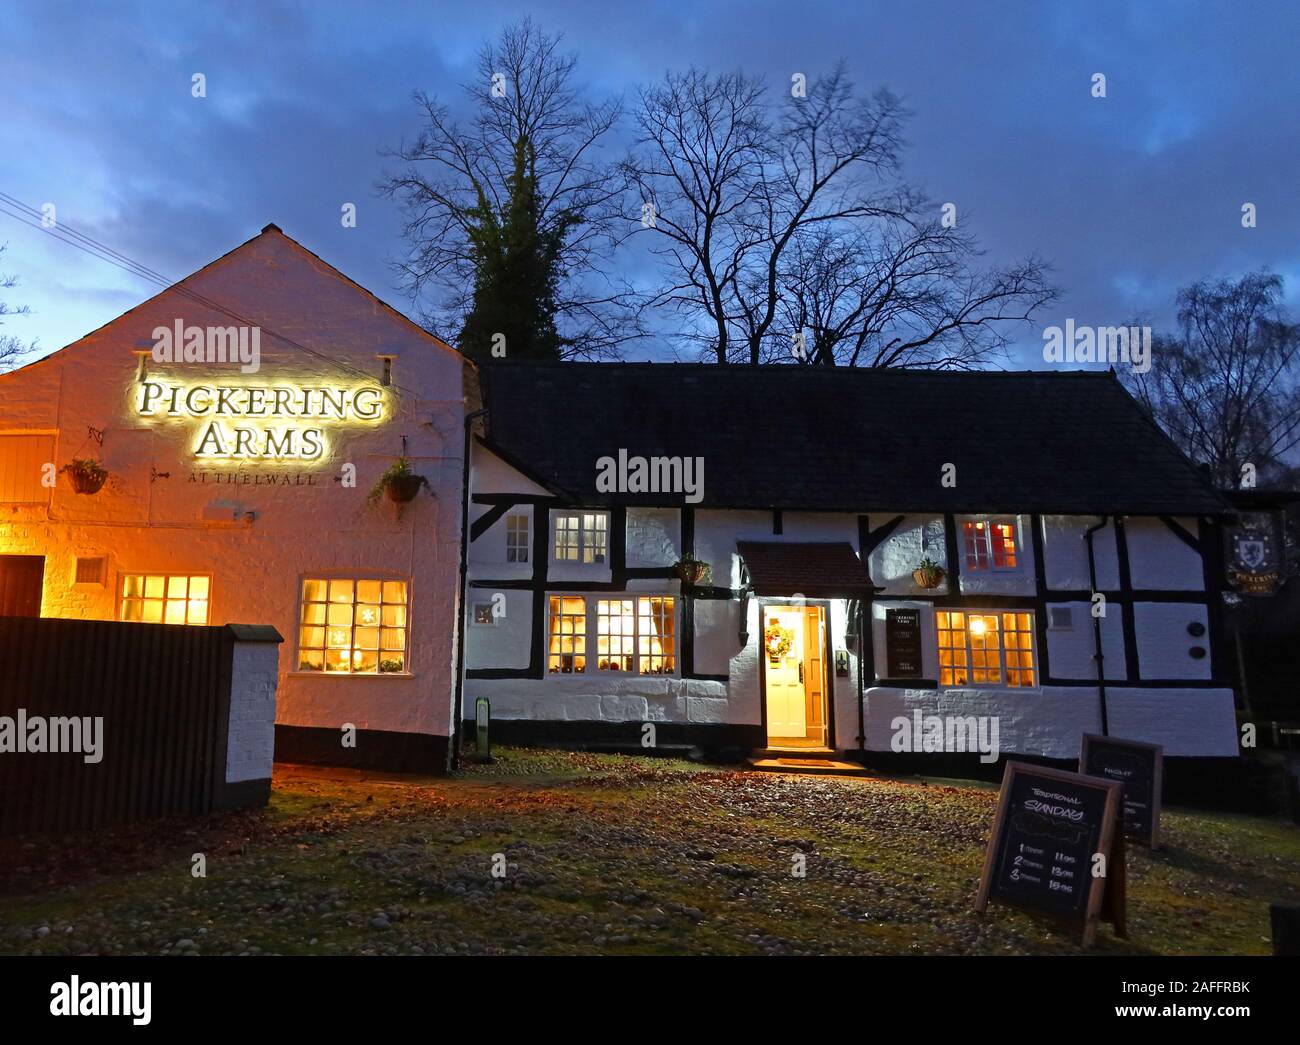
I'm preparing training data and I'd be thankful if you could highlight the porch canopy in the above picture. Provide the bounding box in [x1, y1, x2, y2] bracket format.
[737, 541, 882, 599]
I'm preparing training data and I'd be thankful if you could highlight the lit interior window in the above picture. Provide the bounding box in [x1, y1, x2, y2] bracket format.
[548, 595, 587, 673]
[637, 596, 675, 674]
[298, 577, 408, 674]
[596, 598, 635, 671]
[119, 574, 209, 625]
[991, 522, 1018, 568]
[963, 518, 1020, 572]
[937, 609, 1035, 687]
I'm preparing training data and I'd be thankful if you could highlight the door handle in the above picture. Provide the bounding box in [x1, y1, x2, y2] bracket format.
[798, 661, 804, 683]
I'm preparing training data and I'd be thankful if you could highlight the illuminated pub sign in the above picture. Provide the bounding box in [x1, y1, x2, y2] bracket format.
[134, 379, 385, 460]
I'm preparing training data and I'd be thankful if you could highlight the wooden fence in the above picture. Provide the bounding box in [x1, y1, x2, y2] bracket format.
[0, 616, 269, 836]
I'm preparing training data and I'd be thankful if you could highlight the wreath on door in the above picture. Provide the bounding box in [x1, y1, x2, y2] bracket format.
[764, 624, 793, 664]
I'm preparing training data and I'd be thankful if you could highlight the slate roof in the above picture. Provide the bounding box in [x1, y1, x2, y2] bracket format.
[479, 362, 1230, 516]
[737, 541, 881, 597]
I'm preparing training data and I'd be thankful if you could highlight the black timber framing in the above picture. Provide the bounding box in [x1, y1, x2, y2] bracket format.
[466, 498, 1230, 702]
[465, 500, 724, 682]
[1113, 516, 1143, 682]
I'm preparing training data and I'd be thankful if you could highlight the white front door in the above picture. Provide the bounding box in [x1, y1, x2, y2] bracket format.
[764, 605, 807, 738]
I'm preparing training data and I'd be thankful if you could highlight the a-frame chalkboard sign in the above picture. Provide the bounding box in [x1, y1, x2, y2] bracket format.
[975, 762, 1127, 947]
[1079, 734, 1162, 849]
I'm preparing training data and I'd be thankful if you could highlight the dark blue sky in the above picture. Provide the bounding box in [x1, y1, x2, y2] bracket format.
[2, 0, 1296, 366]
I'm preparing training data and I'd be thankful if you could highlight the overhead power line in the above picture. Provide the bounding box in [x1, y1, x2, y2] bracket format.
[0, 192, 429, 398]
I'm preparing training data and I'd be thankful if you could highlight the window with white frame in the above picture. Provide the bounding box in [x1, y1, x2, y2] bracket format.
[547, 595, 587, 673]
[936, 609, 1037, 688]
[298, 577, 409, 674]
[505, 513, 529, 563]
[595, 598, 636, 671]
[119, 574, 210, 625]
[553, 511, 608, 564]
[962, 518, 1020, 572]
[636, 596, 676, 674]
[551, 594, 677, 675]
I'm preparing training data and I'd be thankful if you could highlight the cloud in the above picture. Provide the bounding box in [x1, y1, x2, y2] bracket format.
[1, 0, 1296, 363]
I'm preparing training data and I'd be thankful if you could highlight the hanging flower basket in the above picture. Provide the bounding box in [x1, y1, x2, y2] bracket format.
[62, 458, 108, 495]
[674, 556, 712, 586]
[367, 458, 429, 507]
[912, 556, 946, 590]
[386, 473, 427, 503]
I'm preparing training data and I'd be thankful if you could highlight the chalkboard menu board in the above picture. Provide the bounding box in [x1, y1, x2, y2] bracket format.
[1079, 735, 1162, 848]
[884, 608, 923, 678]
[976, 762, 1126, 946]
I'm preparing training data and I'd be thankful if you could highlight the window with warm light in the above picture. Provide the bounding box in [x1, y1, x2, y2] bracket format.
[553, 511, 608, 564]
[962, 518, 1020, 572]
[548, 595, 587, 673]
[555, 595, 677, 675]
[636, 596, 676, 675]
[936, 610, 1036, 687]
[595, 598, 636, 671]
[119, 574, 210, 625]
[297, 577, 408, 674]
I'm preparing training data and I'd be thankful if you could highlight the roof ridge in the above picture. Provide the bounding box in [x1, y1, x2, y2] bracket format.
[487, 360, 1117, 377]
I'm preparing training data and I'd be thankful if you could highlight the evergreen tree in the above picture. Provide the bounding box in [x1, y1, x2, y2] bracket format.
[457, 135, 573, 362]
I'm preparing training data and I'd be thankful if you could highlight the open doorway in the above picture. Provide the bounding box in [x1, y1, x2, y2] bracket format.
[762, 603, 829, 749]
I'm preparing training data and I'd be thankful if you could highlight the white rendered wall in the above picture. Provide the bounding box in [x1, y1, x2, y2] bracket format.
[1125, 517, 1204, 590]
[863, 685, 1237, 758]
[1134, 602, 1212, 680]
[226, 640, 281, 783]
[1042, 515, 1120, 590]
[1044, 603, 1127, 680]
[866, 513, 948, 596]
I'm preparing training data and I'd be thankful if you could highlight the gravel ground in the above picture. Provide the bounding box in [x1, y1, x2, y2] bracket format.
[0, 748, 1295, 956]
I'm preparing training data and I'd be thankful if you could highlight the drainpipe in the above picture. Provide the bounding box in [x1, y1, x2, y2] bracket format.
[1083, 516, 1110, 736]
[856, 598, 867, 755]
[450, 407, 489, 771]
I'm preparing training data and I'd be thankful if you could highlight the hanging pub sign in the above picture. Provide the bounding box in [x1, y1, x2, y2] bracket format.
[1224, 510, 1284, 596]
[975, 762, 1127, 947]
[1079, 734, 1163, 848]
[884, 608, 923, 678]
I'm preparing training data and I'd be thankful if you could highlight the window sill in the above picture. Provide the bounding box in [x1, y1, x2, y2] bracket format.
[288, 671, 415, 680]
[545, 673, 680, 680]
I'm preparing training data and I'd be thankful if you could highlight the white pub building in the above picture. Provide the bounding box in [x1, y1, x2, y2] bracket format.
[0, 226, 471, 771]
[1, 227, 1241, 774]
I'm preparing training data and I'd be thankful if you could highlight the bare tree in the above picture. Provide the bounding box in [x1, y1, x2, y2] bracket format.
[625, 63, 1054, 365]
[0, 244, 35, 372]
[381, 18, 637, 358]
[773, 223, 1054, 367]
[1124, 272, 1300, 488]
